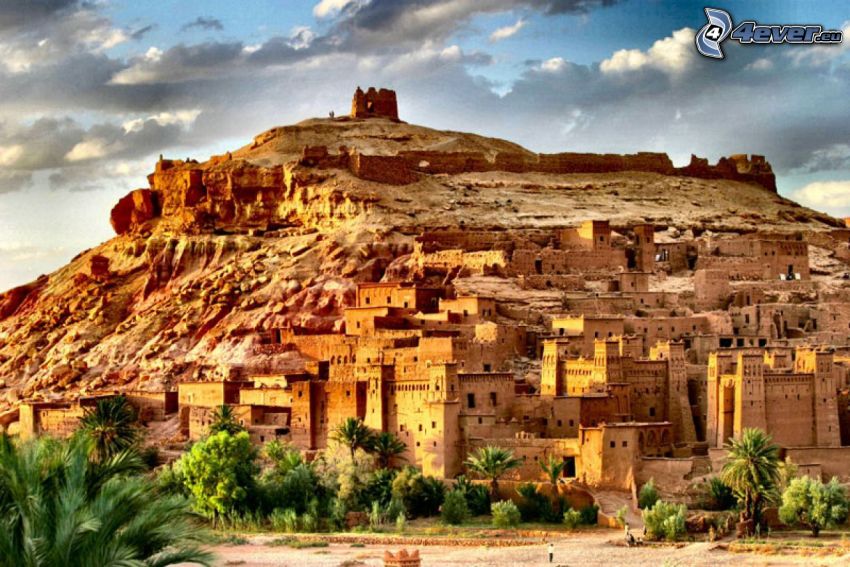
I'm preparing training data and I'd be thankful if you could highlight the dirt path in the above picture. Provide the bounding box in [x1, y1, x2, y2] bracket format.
[207, 531, 850, 566]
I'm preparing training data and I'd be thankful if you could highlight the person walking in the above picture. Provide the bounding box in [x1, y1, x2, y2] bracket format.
[548, 541, 554, 563]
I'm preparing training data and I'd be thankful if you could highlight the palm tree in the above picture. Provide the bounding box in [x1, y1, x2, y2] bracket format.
[332, 417, 375, 461]
[464, 446, 522, 501]
[0, 434, 211, 566]
[371, 431, 407, 469]
[540, 454, 566, 514]
[721, 428, 781, 534]
[78, 395, 139, 461]
[208, 404, 244, 436]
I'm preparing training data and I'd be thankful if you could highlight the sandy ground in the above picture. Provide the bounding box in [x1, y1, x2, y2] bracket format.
[207, 531, 850, 566]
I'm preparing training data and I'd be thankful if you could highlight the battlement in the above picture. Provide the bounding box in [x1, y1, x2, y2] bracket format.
[351, 86, 399, 120]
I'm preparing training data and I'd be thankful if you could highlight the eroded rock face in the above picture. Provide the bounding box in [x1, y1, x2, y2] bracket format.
[110, 189, 159, 234]
[0, 113, 838, 410]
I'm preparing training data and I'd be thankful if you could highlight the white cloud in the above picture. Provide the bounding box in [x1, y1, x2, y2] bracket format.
[289, 26, 316, 50]
[313, 0, 357, 18]
[600, 27, 695, 74]
[745, 58, 774, 71]
[122, 109, 202, 133]
[490, 18, 525, 42]
[65, 139, 110, 162]
[0, 145, 24, 167]
[540, 57, 566, 73]
[790, 180, 850, 216]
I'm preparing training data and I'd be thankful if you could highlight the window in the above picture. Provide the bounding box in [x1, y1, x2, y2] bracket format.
[467, 393, 476, 408]
[483, 363, 492, 372]
[610, 441, 616, 448]
[431, 421, 436, 428]
[622, 441, 628, 447]
[365, 297, 370, 305]
[489, 392, 497, 406]
[569, 419, 574, 427]
[557, 419, 562, 427]
[649, 407, 656, 417]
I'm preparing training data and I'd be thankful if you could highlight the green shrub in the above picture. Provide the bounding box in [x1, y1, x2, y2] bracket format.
[271, 508, 299, 533]
[491, 500, 521, 528]
[579, 504, 599, 525]
[638, 478, 660, 510]
[642, 500, 686, 541]
[453, 475, 490, 516]
[391, 467, 445, 518]
[441, 490, 470, 525]
[369, 500, 383, 531]
[704, 477, 736, 511]
[328, 497, 347, 531]
[301, 511, 318, 532]
[362, 468, 397, 508]
[395, 511, 406, 533]
[516, 482, 554, 522]
[615, 505, 628, 528]
[563, 508, 582, 529]
[779, 476, 849, 537]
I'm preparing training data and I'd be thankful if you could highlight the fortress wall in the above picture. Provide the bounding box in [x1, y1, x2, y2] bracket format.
[349, 153, 417, 185]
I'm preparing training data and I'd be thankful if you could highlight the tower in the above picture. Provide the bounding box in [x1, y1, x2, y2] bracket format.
[633, 224, 655, 272]
[541, 340, 565, 396]
[796, 347, 840, 447]
[734, 353, 767, 436]
[651, 341, 697, 443]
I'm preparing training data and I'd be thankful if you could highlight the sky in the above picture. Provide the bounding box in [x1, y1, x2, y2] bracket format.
[0, 0, 849, 291]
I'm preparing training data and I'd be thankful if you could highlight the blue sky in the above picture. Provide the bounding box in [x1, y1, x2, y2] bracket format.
[0, 0, 849, 290]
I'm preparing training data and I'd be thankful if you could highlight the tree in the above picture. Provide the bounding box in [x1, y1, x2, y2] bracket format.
[332, 418, 375, 462]
[371, 431, 407, 469]
[721, 428, 781, 533]
[78, 394, 140, 461]
[539, 454, 566, 514]
[638, 478, 660, 509]
[208, 404, 244, 436]
[464, 446, 522, 501]
[0, 434, 210, 566]
[779, 476, 849, 537]
[179, 430, 259, 521]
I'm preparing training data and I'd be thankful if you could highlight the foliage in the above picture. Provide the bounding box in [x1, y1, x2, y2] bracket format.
[0, 434, 211, 566]
[156, 461, 189, 498]
[332, 418, 376, 461]
[563, 508, 582, 529]
[369, 501, 384, 531]
[370, 431, 407, 469]
[539, 455, 566, 514]
[259, 459, 319, 515]
[395, 511, 407, 533]
[362, 467, 397, 508]
[453, 475, 491, 516]
[264, 440, 303, 474]
[441, 490, 470, 525]
[779, 476, 849, 536]
[314, 441, 376, 510]
[491, 500, 521, 528]
[642, 500, 687, 541]
[77, 395, 140, 461]
[391, 467, 445, 518]
[179, 430, 259, 520]
[271, 508, 299, 533]
[615, 505, 628, 528]
[721, 428, 781, 530]
[703, 476, 736, 511]
[579, 504, 599, 525]
[516, 482, 555, 522]
[208, 405, 245, 436]
[638, 478, 660, 510]
[464, 446, 522, 501]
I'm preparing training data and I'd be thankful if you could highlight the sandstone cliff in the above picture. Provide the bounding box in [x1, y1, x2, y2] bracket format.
[0, 115, 843, 409]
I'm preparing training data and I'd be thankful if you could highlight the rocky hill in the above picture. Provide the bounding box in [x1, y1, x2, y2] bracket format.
[0, 105, 845, 411]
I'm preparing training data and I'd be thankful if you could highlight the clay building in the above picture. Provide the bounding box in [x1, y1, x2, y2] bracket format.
[351, 87, 399, 120]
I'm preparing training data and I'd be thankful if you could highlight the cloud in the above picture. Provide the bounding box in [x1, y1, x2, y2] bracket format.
[65, 138, 110, 162]
[314, 0, 362, 18]
[0, 170, 32, 193]
[130, 24, 157, 41]
[0, 0, 78, 33]
[490, 18, 525, 42]
[600, 27, 695, 74]
[790, 181, 850, 217]
[180, 16, 224, 32]
[539, 57, 567, 72]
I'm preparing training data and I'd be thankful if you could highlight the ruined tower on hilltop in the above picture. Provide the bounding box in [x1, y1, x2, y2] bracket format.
[351, 86, 399, 120]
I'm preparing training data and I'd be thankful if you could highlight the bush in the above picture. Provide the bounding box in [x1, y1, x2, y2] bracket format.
[779, 476, 849, 536]
[271, 508, 299, 533]
[491, 500, 521, 528]
[703, 477, 736, 511]
[362, 468, 397, 508]
[391, 467, 445, 518]
[395, 511, 406, 533]
[516, 482, 554, 522]
[642, 500, 686, 541]
[615, 506, 628, 528]
[369, 500, 383, 531]
[638, 478, 660, 510]
[453, 475, 490, 516]
[563, 508, 582, 529]
[179, 430, 259, 520]
[579, 504, 599, 525]
[441, 490, 470, 525]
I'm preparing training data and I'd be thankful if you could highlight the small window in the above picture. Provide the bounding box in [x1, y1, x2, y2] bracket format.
[431, 421, 436, 428]
[489, 392, 497, 406]
[622, 441, 628, 447]
[557, 419, 563, 427]
[610, 441, 616, 448]
[467, 393, 476, 408]
[569, 419, 574, 427]
[649, 407, 656, 417]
